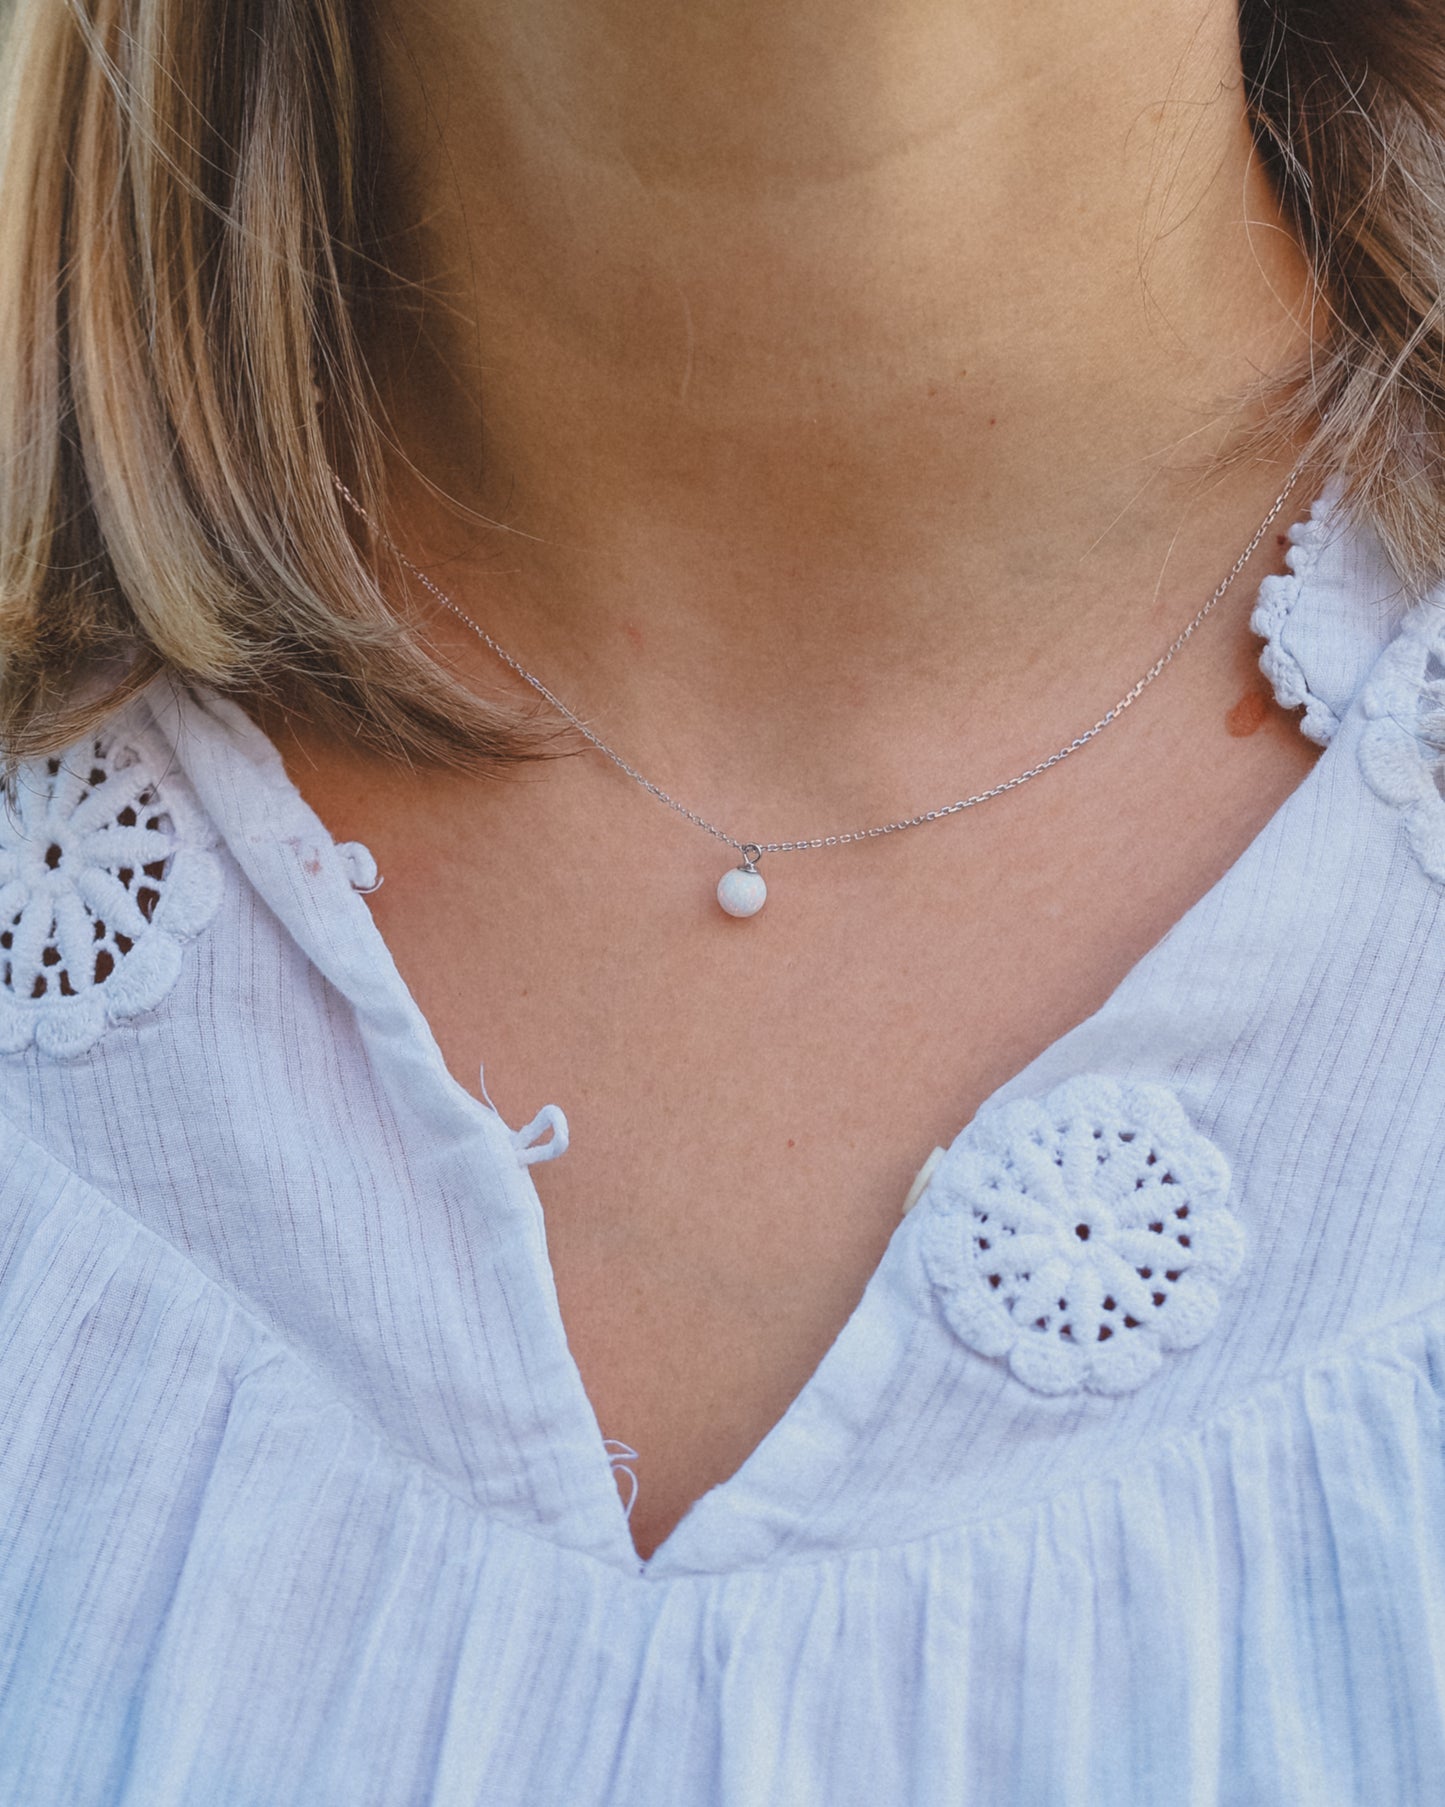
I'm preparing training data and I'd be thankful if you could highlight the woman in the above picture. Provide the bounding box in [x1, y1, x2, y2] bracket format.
[1, 0, 1442, 1799]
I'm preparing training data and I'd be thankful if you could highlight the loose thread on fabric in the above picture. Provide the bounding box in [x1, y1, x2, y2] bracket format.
[603, 1440, 640, 1520]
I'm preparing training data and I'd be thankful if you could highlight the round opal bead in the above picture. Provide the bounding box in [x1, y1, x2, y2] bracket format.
[717, 865, 768, 918]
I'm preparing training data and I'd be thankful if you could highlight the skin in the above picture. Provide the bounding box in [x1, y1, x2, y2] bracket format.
[272, 0, 1325, 1557]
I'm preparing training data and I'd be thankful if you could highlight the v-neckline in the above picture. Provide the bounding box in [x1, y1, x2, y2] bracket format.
[151, 669, 1355, 1579]
[142, 483, 1400, 1580]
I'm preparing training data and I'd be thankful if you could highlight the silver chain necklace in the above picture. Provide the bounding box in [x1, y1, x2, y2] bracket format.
[334, 464, 1305, 918]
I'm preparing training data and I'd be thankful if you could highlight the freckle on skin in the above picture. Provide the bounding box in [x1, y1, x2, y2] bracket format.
[1225, 688, 1270, 737]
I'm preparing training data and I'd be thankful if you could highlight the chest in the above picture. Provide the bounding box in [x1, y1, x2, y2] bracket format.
[271, 674, 1320, 1556]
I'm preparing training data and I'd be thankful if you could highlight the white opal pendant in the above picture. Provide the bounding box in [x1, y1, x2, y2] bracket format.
[717, 846, 767, 918]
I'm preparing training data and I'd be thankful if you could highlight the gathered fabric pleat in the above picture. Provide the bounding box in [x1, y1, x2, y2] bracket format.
[3, 1125, 1445, 1805]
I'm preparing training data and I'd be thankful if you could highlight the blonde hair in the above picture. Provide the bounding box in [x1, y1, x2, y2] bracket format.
[1, 0, 1443, 765]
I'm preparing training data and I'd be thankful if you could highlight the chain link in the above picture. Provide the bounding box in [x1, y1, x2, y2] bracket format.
[335, 463, 1306, 861]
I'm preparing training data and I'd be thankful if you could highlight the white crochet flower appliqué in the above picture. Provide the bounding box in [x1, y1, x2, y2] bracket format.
[1358, 608, 1445, 884]
[0, 733, 221, 1058]
[921, 1074, 1245, 1397]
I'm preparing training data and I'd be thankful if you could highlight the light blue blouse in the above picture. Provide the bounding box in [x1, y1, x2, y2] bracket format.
[2, 477, 1444, 1804]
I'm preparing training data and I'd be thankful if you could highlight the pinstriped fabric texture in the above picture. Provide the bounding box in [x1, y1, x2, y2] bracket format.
[3, 477, 1445, 1804]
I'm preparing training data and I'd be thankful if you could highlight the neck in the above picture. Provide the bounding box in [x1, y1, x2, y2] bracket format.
[365, 0, 1318, 792]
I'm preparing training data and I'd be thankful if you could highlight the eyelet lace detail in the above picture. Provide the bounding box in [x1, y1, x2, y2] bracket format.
[1249, 475, 1347, 747]
[1358, 602, 1445, 883]
[921, 1074, 1245, 1396]
[0, 727, 221, 1058]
